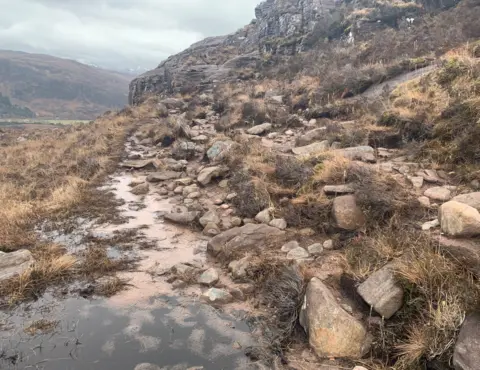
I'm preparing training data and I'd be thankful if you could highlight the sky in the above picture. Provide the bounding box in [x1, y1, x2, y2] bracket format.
[0, 0, 261, 72]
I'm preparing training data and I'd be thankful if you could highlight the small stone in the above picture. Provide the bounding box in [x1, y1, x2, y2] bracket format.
[158, 188, 169, 196]
[174, 186, 184, 194]
[230, 289, 246, 301]
[424, 187, 452, 201]
[231, 217, 242, 227]
[353, 367, 369, 370]
[357, 265, 404, 319]
[323, 184, 355, 195]
[203, 222, 220, 236]
[247, 123, 272, 135]
[243, 218, 255, 224]
[287, 247, 310, 260]
[175, 177, 194, 186]
[226, 193, 237, 201]
[184, 199, 194, 205]
[218, 180, 229, 188]
[332, 195, 366, 231]
[408, 176, 424, 189]
[418, 196, 431, 207]
[201, 288, 233, 305]
[220, 204, 230, 209]
[198, 268, 219, 286]
[130, 183, 149, 195]
[422, 219, 439, 231]
[292, 141, 330, 156]
[166, 182, 177, 191]
[214, 198, 224, 205]
[285, 130, 294, 136]
[323, 240, 334, 250]
[188, 191, 201, 199]
[299, 228, 315, 236]
[164, 210, 198, 224]
[307, 243, 324, 256]
[255, 208, 272, 224]
[172, 280, 187, 289]
[267, 132, 278, 139]
[183, 184, 199, 196]
[192, 135, 208, 143]
[199, 211, 220, 228]
[281, 241, 300, 252]
[197, 166, 228, 186]
[269, 218, 287, 230]
[228, 256, 250, 281]
[147, 171, 182, 183]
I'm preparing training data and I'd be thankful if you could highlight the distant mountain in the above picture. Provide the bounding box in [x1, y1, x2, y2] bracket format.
[0, 93, 34, 118]
[0, 50, 131, 119]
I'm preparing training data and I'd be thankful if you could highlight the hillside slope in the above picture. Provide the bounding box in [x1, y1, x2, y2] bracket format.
[0, 50, 131, 119]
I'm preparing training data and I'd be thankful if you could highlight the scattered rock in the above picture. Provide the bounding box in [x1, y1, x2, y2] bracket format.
[172, 141, 197, 160]
[357, 265, 404, 319]
[203, 222, 221, 236]
[121, 159, 155, 170]
[422, 219, 440, 231]
[292, 141, 330, 156]
[255, 208, 272, 224]
[192, 135, 208, 143]
[130, 183, 149, 195]
[408, 176, 424, 189]
[207, 224, 285, 258]
[173, 186, 184, 194]
[453, 312, 480, 370]
[0, 250, 35, 282]
[452, 192, 480, 211]
[285, 129, 294, 136]
[424, 187, 452, 201]
[201, 288, 233, 305]
[229, 256, 251, 281]
[226, 193, 237, 201]
[301, 278, 371, 358]
[199, 211, 220, 228]
[188, 191, 201, 199]
[418, 196, 431, 207]
[198, 268, 219, 286]
[307, 243, 324, 256]
[332, 195, 366, 231]
[164, 210, 198, 225]
[296, 128, 327, 146]
[336, 146, 375, 162]
[439, 201, 480, 237]
[172, 263, 196, 276]
[269, 218, 287, 230]
[323, 184, 355, 195]
[299, 228, 315, 236]
[323, 240, 335, 250]
[231, 217, 242, 227]
[147, 171, 182, 183]
[183, 184, 199, 196]
[287, 247, 310, 260]
[175, 177, 194, 186]
[197, 166, 228, 186]
[247, 123, 272, 135]
[172, 280, 187, 289]
[281, 240, 300, 252]
[207, 140, 235, 162]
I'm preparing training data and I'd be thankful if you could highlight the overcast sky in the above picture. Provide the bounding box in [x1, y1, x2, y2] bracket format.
[0, 0, 261, 72]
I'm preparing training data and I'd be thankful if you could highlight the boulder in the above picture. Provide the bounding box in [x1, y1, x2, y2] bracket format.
[438, 236, 480, 277]
[198, 268, 219, 286]
[207, 140, 235, 162]
[452, 192, 480, 211]
[287, 247, 310, 260]
[207, 224, 285, 258]
[0, 250, 34, 282]
[247, 123, 272, 135]
[439, 201, 480, 237]
[199, 211, 220, 228]
[453, 313, 480, 370]
[255, 208, 272, 224]
[301, 278, 371, 358]
[172, 141, 196, 160]
[332, 195, 366, 231]
[130, 183, 149, 195]
[357, 266, 404, 319]
[201, 288, 233, 305]
[296, 128, 327, 146]
[336, 146, 375, 161]
[147, 171, 182, 183]
[424, 187, 452, 201]
[292, 141, 330, 156]
[197, 166, 228, 186]
[269, 218, 287, 230]
[121, 159, 155, 170]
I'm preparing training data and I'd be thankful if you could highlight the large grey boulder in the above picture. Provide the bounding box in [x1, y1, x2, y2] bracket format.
[439, 201, 480, 237]
[301, 278, 372, 358]
[164, 210, 198, 225]
[453, 313, 480, 370]
[207, 140, 235, 162]
[207, 224, 285, 258]
[452, 192, 480, 211]
[332, 195, 366, 231]
[357, 266, 404, 319]
[296, 128, 327, 146]
[0, 250, 34, 282]
[292, 141, 330, 156]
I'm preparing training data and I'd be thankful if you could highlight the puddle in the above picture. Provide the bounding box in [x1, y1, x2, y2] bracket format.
[0, 294, 254, 370]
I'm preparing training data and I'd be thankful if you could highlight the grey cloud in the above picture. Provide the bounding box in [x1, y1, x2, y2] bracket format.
[0, 0, 261, 72]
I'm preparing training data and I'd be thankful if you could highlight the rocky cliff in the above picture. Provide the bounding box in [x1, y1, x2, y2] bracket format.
[129, 0, 457, 105]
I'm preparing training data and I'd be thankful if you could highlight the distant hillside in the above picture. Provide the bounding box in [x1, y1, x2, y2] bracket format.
[0, 93, 34, 118]
[0, 50, 131, 119]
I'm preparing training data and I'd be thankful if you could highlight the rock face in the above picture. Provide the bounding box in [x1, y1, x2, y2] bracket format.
[332, 195, 366, 231]
[439, 201, 480, 237]
[0, 250, 34, 282]
[301, 278, 372, 358]
[207, 224, 285, 258]
[453, 313, 480, 370]
[357, 266, 404, 319]
[129, 0, 341, 104]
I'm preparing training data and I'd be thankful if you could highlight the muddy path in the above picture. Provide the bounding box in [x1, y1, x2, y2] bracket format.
[0, 134, 259, 369]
